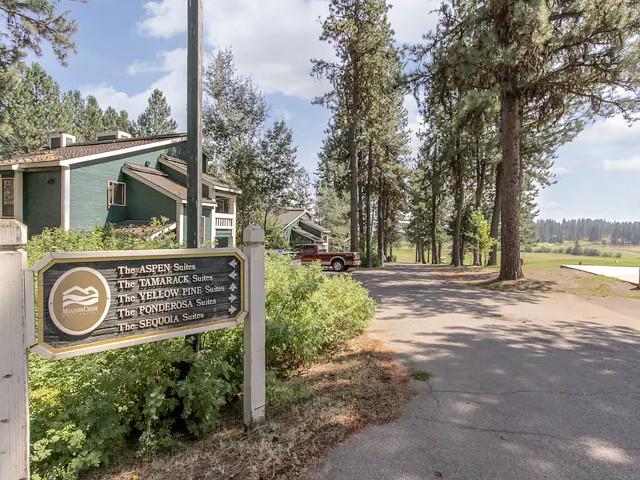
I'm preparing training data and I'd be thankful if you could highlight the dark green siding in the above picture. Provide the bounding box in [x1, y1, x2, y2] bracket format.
[68, 143, 185, 229]
[125, 178, 176, 223]
[24, 168, 61, 237]
[182, 207, 213, 244]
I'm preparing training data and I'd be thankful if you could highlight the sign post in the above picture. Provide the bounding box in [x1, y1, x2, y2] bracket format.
[0, 220, 29, 480]
[29, 249, 248, 360]
[242, 226, 266, 429]
[2, 222, 266, 472]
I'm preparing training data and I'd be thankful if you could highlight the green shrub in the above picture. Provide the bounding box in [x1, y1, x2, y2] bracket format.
[27, 228, 376, 479]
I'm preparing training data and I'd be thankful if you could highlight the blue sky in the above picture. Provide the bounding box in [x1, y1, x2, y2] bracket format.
[34, 0, 639, 221]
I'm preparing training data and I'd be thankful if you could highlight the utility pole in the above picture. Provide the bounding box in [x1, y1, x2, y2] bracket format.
[186, 0, 203, 248]
[186, 0, 203, 350]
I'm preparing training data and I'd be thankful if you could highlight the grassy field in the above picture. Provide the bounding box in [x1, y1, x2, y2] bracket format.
[390, 241, 640, 272]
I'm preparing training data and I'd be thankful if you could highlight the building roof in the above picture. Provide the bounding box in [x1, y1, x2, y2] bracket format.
[280, 208, 307, 228]
[122, 163, 216, 204]
[113, 220, 177, 238]
[0, 134, 186, 167]
[158, 154, 241, 193]
[291, 226, 324, 243]
[300, 217, 330, 233]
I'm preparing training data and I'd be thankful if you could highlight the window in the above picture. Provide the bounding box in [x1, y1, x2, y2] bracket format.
[108, 181, 126, 206]
[216, 196, 230, 214]
[2, 178, 14, 218]
[201, 216, 206, 244]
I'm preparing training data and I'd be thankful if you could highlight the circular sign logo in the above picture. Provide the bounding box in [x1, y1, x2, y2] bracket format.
[48, 267, 111, 336]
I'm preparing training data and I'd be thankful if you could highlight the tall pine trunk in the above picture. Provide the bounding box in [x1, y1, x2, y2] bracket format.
[366, 139, 373, 267]
[378, 177, 384, 262]
[451, 166, 464, 267]
[498, 86, 523, 280]
[473, 140, 486, 266]
[488, 162, 502, 266]
[348, 48, 359, 253]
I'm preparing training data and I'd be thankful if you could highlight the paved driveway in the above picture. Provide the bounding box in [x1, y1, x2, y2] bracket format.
[310, 264, 640, 480]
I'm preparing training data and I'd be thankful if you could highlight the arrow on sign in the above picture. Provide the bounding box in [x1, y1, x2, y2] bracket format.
[229, 294, 237, 303]
[229, 259, 238, 268]
[229, 271, 237, 280]
[229, 305, 237, 314]
[229, 283, 237, 292]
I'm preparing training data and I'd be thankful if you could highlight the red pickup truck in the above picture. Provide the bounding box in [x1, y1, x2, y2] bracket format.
[299, 244, 361, 272]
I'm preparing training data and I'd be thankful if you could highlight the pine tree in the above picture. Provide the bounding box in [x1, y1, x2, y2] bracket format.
[257, 120, 304, 229]
[203, 49, 308, 233]
[80, 95, 104, 142]
[102, 106, 119, 131]
[60, 89, 84, 138]
[0, 63, 62, 156]
[0, 0, 82, 70]
[136, 89, 178, 137]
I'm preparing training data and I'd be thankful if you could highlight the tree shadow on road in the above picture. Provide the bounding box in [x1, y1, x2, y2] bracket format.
[315, 264, 640, 479]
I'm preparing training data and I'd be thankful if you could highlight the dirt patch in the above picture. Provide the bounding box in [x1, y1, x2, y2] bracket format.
[88, 334, 414, 480]
[434, 267, 640, 299]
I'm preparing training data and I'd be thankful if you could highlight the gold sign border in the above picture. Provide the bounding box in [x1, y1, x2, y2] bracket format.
[31, 249, 246, 360]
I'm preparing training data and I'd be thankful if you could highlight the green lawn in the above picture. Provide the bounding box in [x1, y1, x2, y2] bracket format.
[518, 252, 640, 271]
[389, 241, 640, 272]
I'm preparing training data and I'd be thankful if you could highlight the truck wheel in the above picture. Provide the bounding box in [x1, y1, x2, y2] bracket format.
[331, 259, 345, 272]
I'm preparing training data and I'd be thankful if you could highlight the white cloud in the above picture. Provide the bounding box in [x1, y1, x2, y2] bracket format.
[82, 48, 188, 128]
[603, 155, 640, 172]
[138, 0, 187, 39]
[131, 0, 438, 157]
[388, 0, 440, 45]
[126, 58, 168, 76]
[404, 94, 422, 156]
[576, 114, 640, 147]
[137, 0, 334, 100]
[550, 166, 570, 177]
[541, 201, 559, 210]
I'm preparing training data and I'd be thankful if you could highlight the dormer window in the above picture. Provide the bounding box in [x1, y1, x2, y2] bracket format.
[108, 181, 126, 206]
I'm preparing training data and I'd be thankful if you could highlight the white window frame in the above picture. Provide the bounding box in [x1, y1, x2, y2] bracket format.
[107, 181, 126, 207]
[2, 177, 15, 218]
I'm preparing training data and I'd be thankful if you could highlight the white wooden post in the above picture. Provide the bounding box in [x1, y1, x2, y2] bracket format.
[242, 225, 265, 430]
[0, 220, 29, 479]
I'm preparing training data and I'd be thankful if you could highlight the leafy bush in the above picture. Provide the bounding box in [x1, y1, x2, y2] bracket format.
[27, 228, 375, 479]
[360, 250, 382, 268]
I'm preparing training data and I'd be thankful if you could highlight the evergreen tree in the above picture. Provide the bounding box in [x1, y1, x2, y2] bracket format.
[0, 0, 83, 70]
[60, 89, 84, 138]
[203, 49, 308, 233]
[102, 106, 119, 131]
[257, 120, 305, 229]
[315, 185, 350, 252]
[0, 63, 62, 156]
[136, 89, 178, 136]
[80, 95, 104, 142]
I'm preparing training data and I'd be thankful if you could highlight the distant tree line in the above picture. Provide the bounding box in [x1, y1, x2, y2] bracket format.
[0, 62, 178, 158]
[537, 219, 640, 246]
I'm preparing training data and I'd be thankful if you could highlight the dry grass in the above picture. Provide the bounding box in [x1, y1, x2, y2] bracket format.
[89, 334, 414, 480]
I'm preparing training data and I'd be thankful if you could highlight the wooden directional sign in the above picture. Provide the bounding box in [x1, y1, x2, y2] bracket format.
[28, 248, 246, 360]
